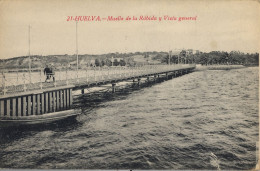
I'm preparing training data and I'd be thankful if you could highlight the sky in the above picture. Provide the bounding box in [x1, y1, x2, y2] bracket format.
[0, 0, 259, 59]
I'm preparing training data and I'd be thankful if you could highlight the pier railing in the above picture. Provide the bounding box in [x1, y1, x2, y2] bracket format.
[0, 64, 195, 96]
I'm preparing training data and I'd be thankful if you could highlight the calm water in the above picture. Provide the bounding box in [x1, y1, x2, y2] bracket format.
[0, 67, 258, 170]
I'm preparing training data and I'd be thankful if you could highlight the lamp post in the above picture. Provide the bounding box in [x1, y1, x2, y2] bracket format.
[169, 50, 172, 65]
[28, 25, 32, 83]
[76, 21, 79, 81]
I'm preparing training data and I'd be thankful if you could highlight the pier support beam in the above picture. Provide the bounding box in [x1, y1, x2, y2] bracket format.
[169, 73, 173, 79]
[12, 98, 16, 116]
[154, 75, 157, 83]
[112, 83, 116, 93]
[0, 100, 4, 116]
[137, 78, 141, 86]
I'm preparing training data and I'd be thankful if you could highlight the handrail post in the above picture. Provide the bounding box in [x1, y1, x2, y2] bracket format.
[112, 67, 114, 79]
[16, 69, 19, 85]
[54, 71, 56, 87]
[2, 71, 4, 87]
[99, 67, 101, 82]
[108, 67, 110, 79]
[23, 72, 27, 92]
[120, 66, 122, 78]
[86, 67, 89, 82]
[29, 66, 32, 84]
[94, 67, 96, 82]
[2, 71, 6, 95]
[76, 68, 79, 83]
[66, 67, 68, 86]
[58, 68, 61, 81]
[101, 68, 105, 81]
[125, 66, 127, 78]
[40, 68, 43, 89]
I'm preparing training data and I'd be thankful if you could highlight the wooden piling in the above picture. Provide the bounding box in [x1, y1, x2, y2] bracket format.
[12, 98, 16, 116]
[53, 91, 56, 112]
[37, 94, 40, 115]
[32, 94, 36, 115]
[56, 90, 60, 111]
[49, 92, 53, 112]
[154, 75, 157, 82]
[60, 90, 64, 109]
[137, 78, 141, 86]
[66, 89, 70, 108]
[0, 100, 4, 116]
[45, 92, 49, 113]
[64, 89, 67, 108]
[17, 97, 21, 116]
[147, 77, 150, 83]
[27, 95, 31, 116]
[112, 83, 116, 93]
[41, 93, 45, 114]
[69, 89, 73, 106]
[6, 99, 10, 117]
[23, 96, 27, 116]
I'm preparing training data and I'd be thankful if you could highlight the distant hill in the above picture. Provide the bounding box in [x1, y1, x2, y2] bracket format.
[2, 50, 257, 69]
[0, 51, 169, 70]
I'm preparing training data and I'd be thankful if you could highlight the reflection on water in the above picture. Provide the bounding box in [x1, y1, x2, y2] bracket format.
[0, 67, 258, 170]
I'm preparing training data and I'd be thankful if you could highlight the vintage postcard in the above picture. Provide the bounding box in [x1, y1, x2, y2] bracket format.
[0, 0, 259, 170]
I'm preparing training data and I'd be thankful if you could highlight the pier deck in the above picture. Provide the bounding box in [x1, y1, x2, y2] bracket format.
[0, 64, 195, 124]
[0, 64, 195, 95]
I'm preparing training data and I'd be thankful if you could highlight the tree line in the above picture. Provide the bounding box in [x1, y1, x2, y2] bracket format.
[93, 58, 126, 67]
[162, 51, 259, 65]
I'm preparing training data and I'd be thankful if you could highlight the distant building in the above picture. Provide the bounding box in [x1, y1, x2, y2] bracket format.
[111, 57, 123, 62]
[186, 49, 193, 55]
[89, 59, 96, 66]
[171, 50, 181, 56]
[180, 50, 187, 57]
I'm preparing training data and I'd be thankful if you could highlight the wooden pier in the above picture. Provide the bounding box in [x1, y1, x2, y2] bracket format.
[0, 85, 76, 126]
[0, 64, 195, 126]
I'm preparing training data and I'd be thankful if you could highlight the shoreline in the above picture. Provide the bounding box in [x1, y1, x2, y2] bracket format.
[195, 64, 246, 71]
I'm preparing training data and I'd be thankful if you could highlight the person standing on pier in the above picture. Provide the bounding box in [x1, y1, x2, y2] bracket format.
[44, 65, 55, 82]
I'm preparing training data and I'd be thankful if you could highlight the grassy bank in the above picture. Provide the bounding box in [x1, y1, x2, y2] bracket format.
[195, 65, 246, 71]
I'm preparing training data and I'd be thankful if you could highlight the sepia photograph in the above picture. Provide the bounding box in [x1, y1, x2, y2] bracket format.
[0, 0, 259, 170]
